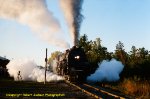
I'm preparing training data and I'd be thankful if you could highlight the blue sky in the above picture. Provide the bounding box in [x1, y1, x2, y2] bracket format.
[0, 0, 150, 65]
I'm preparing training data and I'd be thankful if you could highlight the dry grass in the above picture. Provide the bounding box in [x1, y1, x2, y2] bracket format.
[120, 78, 150, 99]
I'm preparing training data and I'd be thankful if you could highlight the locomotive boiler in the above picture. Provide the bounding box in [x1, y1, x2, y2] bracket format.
[56, 46, 90, 82]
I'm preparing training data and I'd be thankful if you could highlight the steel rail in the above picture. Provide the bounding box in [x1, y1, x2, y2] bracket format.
[83, 83, 126, 99]
[65, 80, 126, 99]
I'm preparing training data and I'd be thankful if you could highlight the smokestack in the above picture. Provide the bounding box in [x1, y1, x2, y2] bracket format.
[60, 0, 84, 46]
[44, 48, 48, 84]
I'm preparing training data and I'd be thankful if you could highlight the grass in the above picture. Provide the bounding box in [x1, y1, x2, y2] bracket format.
[120, 78, 150, 99]
[99, 78, 150, 99]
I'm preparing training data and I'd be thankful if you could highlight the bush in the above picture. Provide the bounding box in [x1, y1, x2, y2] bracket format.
[120, 78, 150, 98]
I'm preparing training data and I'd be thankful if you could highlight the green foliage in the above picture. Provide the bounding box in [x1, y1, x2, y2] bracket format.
[48, 34, 150, 79]
[48, 51, 62, 64]
[78, 34, 111, 64]
[78, 35, 150, 79]
[114, 41, 128, 65]
[78, 34, 113, 74]
[48, 51, 62, 71]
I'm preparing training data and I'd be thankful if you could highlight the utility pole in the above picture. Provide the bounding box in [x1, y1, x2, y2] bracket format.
[44, 48, 48, 84]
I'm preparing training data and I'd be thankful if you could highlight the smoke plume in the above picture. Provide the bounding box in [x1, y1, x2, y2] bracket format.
[87, 59, 124, 82]
[7, 59, 64, 82]
[60, 0, 84, 45]
[0, 0, 69, 48]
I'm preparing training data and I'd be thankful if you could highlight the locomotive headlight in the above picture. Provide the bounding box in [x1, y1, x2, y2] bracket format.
[75, 55, 80, 59]
[76, 56, 80, 59]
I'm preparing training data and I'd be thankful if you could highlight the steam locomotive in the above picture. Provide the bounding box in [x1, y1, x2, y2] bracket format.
[56, 46, 90, 82]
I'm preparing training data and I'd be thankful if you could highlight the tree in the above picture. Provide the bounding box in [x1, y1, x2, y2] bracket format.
[48, 51, 62, 63]
[78, 34, 111, 74]
[115, 41, 128, 65]
[128, 46, 138, 67]
[48, 51, 62, 71]
[138, 47, 148, 59]
[78, 34, 92, 53]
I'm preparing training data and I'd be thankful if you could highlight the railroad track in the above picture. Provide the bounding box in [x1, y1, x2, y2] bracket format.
[66, 81, 127, 99]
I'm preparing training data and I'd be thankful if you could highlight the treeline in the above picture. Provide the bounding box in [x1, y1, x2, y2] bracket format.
[48, 34, 150, 79]
[78, 34, 150, 79]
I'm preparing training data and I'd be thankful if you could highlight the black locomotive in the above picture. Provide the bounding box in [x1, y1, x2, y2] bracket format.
[56, 46, 90, 82]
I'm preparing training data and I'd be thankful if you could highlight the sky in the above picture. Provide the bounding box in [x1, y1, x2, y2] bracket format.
[0, 0, 150, 66]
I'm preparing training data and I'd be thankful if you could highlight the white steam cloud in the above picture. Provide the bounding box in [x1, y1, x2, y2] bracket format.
[60, 0, 74, 42]
[87, 59, 124, 82]
[29, 67, 64, 82]
[50, 59, 58, 74]
[7, 59, 64, 82]
[0, 0, 69, 48]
